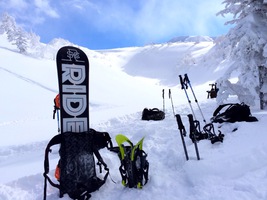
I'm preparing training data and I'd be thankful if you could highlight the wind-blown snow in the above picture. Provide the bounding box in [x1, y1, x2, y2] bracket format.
[0, 34, 267, 200]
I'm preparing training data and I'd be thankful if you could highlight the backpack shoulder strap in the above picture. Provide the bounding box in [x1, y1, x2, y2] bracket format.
[212, 103, 236, 117]
[43, 134, 62, 200]
[44, 134, 62, 174]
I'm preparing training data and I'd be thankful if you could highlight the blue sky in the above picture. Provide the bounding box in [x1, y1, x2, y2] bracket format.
[0, 0, 231, 50]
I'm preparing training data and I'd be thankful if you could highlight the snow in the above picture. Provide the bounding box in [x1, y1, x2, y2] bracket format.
[0, 32, 267, 200]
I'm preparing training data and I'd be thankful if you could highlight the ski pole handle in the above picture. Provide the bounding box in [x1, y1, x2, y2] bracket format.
[184, 74, 189, 83]
[179, 75, 184, 89]
[175, 114, 185, 131]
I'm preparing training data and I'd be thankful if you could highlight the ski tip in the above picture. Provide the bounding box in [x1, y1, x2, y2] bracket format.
[115, 134, 133, 147]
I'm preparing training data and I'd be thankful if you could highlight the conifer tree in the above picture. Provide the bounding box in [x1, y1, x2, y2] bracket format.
[216, 0, 267, 105]
[0, 13, 28, 53]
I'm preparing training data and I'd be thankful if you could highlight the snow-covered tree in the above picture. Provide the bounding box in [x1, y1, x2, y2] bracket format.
[0, 12, 28, 53]
[215, 0, 267, 106]
[0, 12, 17, 42]
[13, 27, 28, 53]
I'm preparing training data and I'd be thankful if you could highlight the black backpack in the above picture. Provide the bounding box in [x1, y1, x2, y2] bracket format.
[141, 108, 165, 121]
[207, 83, 219, 99]
[211, 103, 258, 123]
[43, 129, 112, 200]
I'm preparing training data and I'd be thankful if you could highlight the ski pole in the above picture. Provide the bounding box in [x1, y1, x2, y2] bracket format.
[179, 75, 197, 120]
[175, 114, 189, 160]
[162, 89, 165, 112]
[56, 110, 60, 133]
[169, 89, 176, 117]
[184, 74, 206, 124]
[188, 114, 200, 160]
[168, 88, 189, 160]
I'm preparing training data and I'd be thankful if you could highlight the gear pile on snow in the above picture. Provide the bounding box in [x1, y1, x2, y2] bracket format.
[179, 74, 224, 144]
[111, 134, 149, 188]
[43, 46, 260, 199]
[43, 46, 150, 200]
[141, 89, 165, 121]
[211, 102, 258, 123]
[43, 46, 113, 200]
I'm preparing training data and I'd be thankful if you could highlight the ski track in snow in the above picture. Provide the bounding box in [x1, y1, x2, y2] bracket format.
[0, 67, 57, 93]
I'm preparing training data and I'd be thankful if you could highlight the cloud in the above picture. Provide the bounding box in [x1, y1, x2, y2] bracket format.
[130, 0, 230, 42]
[34, 0, 59, 18]
[0, 0, 232, 48]
[63, 0, 101, 13]
[0, 0, 28, 10]
[60, 0, 229, 43]
[0, 0, 59, 25]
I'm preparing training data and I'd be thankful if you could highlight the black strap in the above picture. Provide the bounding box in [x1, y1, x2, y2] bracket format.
[44, 134, 61, 174]
[212, 103, 236, 117]
[43, 134, 62, 200]
[93, 147, 109, 182]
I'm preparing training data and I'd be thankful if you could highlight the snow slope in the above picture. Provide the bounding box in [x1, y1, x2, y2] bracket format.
[0, 34, 267, 200]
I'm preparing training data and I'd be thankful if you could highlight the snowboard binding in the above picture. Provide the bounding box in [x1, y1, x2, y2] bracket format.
[188, 114, 224, 144]
[203, 123, 224, 144]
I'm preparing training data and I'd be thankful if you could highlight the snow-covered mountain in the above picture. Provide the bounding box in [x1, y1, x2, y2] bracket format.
[0, 30, 267, 200]
[168, 35, 214, 43]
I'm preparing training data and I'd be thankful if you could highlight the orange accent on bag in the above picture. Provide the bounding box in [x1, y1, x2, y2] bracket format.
[55, 165, 60, 180]
[54, 94, 60, 109]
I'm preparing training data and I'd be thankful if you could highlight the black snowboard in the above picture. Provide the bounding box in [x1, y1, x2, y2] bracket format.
[56, 46, 89, 133]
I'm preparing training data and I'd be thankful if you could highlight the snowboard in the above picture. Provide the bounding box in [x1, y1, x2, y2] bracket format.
[56, 46, 89, 133]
